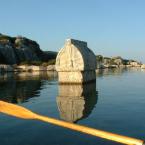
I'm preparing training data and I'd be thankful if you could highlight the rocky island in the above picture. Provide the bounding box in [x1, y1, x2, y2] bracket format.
[0, 34, 144, 73]
[0, 33, 57, 72]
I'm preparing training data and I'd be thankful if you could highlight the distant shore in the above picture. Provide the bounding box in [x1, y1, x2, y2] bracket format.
[0, 64, 145, 74]
[0, 64, 55, 73]
[0, 34, 145, 73]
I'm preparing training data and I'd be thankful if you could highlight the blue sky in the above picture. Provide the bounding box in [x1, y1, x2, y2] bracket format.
[0, 0, 145, 62]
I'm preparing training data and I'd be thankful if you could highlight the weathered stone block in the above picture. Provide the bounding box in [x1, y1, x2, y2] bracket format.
[56, 39, 96, 84]
[58, 71, 96, 84]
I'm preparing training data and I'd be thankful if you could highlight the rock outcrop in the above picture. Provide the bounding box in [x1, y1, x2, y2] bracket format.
[0, 34, 57, 65]
[14, 37, 41, 63]
[0, 42, 17, 64]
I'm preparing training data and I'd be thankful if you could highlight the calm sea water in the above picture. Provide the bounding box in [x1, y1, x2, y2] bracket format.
[0, 68, 145, 145]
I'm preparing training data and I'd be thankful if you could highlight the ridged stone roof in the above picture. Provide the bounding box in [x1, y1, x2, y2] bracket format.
[55, 39, 96, 71]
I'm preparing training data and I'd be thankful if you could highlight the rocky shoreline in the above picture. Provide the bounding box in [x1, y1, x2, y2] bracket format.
[0, 63, 145, 74]
[0, 34, 57, 65]
[0, 64, 56, 73]
[0, 34, 144, 73]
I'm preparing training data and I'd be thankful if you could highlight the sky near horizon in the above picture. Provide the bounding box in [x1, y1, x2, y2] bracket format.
[0, 0, 145, 62]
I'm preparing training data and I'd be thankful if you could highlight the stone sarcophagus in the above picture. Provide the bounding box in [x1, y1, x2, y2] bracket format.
[55, 39, 96, 84]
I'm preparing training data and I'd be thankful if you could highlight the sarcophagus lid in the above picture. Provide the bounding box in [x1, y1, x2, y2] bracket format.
[56, 39, 96, 71]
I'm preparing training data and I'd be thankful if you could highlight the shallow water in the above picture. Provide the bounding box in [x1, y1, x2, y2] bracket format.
[0, 68, 145, 145]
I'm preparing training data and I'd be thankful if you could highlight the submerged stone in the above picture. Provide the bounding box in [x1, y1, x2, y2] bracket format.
[55, 39, 96, 84]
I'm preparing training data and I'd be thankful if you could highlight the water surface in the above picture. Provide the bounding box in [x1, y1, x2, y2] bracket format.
[0, 68, 145, 145]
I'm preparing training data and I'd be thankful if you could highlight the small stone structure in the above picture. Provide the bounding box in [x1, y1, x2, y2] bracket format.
[55, 39, 96, 84]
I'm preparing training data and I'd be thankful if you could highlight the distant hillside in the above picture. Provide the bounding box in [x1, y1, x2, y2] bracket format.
[0, 34, 57, 65]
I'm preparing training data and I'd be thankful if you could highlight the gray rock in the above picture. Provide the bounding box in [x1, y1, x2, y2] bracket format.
[0, 34, 57, 65]
[0, 43, 17, 64]
[15, 36, 41, 62]
[15, 47, 40, 62]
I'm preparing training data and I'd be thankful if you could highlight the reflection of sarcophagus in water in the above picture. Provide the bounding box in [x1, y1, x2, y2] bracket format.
[55, 39, 96, 84]
[57, 83, 98, 123]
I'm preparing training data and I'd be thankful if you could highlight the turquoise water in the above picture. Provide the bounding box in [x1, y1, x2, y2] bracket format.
[0, 68, 145, 145]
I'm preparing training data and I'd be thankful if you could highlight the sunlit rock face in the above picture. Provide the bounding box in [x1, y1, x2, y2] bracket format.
[55, 39, 96, 84]
[57, 83, 98, 123]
